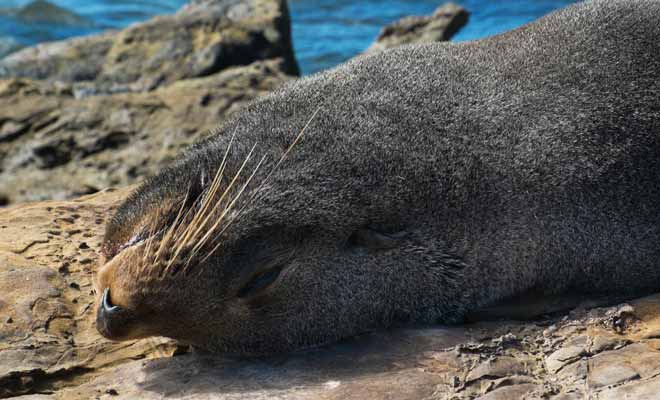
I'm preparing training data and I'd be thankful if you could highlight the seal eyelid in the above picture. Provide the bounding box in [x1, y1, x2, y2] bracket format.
[113, 202, 190, 258]
[116, 230, 150, 255]
[237, 264, 285, 298]
[346, 228, 407, 252]
[105, 229, 153, 261]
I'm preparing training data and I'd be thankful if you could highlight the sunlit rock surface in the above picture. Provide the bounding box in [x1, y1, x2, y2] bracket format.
[1, 190, 659, 399]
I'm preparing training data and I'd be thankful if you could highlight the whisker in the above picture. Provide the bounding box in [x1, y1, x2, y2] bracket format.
[136, 128, 238, 273]
[156, 191, 190, 274]
[196, 154, 269, 265]
[186, 141, 257, 253]
[250, 106, 321, 200]
[196, 107, 321, 266]
[142, 209, 168, 271]
[176, 128, 238, 251]
[185, 147, 264, 266]
[149, 107, 321, 273]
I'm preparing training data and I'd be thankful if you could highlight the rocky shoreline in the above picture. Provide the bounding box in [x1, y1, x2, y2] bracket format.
[0, 0, 300, 205]
[1, 1, 658, 399]
[0, 0, 468, 205]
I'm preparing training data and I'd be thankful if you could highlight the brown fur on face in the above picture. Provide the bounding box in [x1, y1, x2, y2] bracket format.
[95, 197, 197, 341]
[95, 243, 156, 341]
[95, 143, 274, 346]
[97, 0, 660, 355]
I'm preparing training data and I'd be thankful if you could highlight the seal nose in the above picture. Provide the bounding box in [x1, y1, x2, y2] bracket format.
[96, 287, 121, 339]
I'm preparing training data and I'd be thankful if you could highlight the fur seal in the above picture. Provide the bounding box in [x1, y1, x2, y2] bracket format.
[95, 0, 660, 355]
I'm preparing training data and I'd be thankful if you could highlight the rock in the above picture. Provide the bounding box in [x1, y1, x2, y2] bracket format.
[0, 0, 299, 91]
[630, 294, 660, 339]
[596, 375, 660, 400]
[0, 188, 179, 398]
[588, 361, 640, 389]
[551, 393, 584, 400]
[588, 343, 660, 388]
[0, 32, 117, 84]
[366, 3, 469, 53]
[556, 359, 588, 388]
[11, 0, 92, 27]
[0, 0, 298, 205]
[0, 260, 62, 341]
[466, 356, 529, 382]
[0, 190, 659, 398]
[545, 335, 588, 373]
[589, 334, 629, 354]
[0, 58, 293, 204]
[475, 384, 539, 400]
[0, 36, 22, 60]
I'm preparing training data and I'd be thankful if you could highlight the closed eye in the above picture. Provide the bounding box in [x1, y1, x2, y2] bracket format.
[106, 192, 202, 261]
[117, 230, 150, 255]
[237, 265, 284, 298]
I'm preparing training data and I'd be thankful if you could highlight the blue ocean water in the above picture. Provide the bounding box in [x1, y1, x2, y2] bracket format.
[0, 0, 579, 75]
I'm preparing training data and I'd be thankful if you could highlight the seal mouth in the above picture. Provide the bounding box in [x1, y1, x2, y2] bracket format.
[96, 287, 124, 339]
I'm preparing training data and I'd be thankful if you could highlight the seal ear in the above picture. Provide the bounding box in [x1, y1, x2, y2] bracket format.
[346, 228, 407, 252]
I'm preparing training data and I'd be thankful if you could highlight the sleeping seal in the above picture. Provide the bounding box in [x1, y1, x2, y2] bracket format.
[95, 0, 660, 355]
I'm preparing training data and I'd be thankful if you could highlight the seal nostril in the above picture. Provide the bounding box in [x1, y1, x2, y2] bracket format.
[102, 287, 120, 312]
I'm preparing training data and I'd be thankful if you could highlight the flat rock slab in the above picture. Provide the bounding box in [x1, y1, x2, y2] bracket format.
[1, 189, 659, 399]
[0, 188, 179, 398]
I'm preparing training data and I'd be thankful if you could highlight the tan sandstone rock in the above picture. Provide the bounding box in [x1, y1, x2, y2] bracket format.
[0, 189, 659, 399]
[0, 188, 179, 398]
[0, 59, 292, 204]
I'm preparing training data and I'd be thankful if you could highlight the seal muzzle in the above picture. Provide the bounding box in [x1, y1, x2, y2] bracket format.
[96, 287, 123, 340]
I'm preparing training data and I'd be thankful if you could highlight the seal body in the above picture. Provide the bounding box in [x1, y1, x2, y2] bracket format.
[96, 0, 660, 355]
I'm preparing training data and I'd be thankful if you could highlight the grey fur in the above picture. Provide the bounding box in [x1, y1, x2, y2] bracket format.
[100, 0, 660, 355]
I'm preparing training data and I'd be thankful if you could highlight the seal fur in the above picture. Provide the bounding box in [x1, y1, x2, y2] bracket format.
[96, 0, 660, 355]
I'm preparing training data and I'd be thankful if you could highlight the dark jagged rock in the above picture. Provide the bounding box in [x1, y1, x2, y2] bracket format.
[366, 2, 469, 53]
[0, 0, 299, 91]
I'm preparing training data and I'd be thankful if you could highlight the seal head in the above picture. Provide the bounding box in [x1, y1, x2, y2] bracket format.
[95, 137, 461, 355]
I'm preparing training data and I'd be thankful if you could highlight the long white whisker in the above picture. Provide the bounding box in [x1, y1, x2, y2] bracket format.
[169, 130, 238, 263]
[197, 154, 268, 265]
[252, 106, 321, 199]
